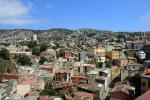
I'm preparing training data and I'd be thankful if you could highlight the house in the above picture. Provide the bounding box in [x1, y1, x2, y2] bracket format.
[127, 57, 137, 64]
[87, 70, 99, 84]
[92, 46, 105, 56]
[143, 60, 150, 69]
[53, 69, 71, 82]
[2, 73, 19, 94]
[136, 90, 150, 100]
[39, 67, 53, 73]
[73, 92, 94, 100]
[17, 79, 44, 96]
[62, 50, 73, 59]
[25, 90, 39, 100]
[2, 73, 19, 82]
[110, 84, 135, 100]
[71, 76, 87, 84]
[125, 63, 142, 70]
[141, 70, 150, 93]
[39, 96, 61, 100]
[0, 83, 11, 100]
[80, 64, 96, 75]
[116, 59, 128, 68]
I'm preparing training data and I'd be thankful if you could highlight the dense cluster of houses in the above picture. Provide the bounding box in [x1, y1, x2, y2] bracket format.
[0, 31, 149, 100]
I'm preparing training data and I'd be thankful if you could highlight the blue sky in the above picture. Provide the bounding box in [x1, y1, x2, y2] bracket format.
[0, 0, 150, 31]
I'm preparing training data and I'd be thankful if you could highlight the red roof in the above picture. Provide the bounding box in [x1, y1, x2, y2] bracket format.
[28, 91, 39, 96]
[39, 67, 53, 72]
[2, 73, 19, 81]
[76, 92, 94, 98]
[137, 90, 150, 100]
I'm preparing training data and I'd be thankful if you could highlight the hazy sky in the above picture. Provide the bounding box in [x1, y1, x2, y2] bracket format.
[0, 0, 150, 31]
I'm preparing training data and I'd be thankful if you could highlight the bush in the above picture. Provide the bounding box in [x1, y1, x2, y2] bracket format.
[32, 48, 40, 56]
[17, 55, 31, 66]
[0, 48, 10, 60]
[28, 41, 37, 49]
[39, 56, 48, 65]
[40, 43, 48, 52]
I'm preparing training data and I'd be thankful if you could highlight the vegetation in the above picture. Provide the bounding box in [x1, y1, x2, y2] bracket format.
[0, 48, 10, 60]
[105, 60, 112, 68]
[39, 56, 48, 65]
[125, 74, 141, 98]
[6, 66, 13, 73]
[17, 55, 31, 66]
[40, 43, 48, 52]
[93, 95, 101, 100]
[32, 47, 40, 56]
[40, 83, 65, 98]
[28, 41, 37, 49]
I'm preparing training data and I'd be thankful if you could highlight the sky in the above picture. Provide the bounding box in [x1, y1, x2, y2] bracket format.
[0, 0, 150, 31]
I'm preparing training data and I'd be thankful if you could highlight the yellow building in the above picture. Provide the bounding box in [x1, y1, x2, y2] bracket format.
[106, 51, 119, 60]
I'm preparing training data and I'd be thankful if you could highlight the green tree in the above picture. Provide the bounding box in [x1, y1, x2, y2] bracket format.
[105, 60, 112, 68]
[32, 47, 40, 56]
[17, 55, 31, 66]
[28, 41, 37, 49]
[39, 56, 48, 65]
[6, 66, 13, 73]
[40, 43, 48, 52]
[94, 95, 101, 100]
[0, 48, 10, 60]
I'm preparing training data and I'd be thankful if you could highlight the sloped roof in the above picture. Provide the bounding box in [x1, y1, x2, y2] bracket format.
[136, 90, 150, 100]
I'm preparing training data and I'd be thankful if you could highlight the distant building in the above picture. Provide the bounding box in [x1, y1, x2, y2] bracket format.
[110, 84, 135, 100]
[32, 34, 37, 41]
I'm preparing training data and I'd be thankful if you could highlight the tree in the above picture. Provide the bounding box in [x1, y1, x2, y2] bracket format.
[40, 43, 48, 52]
[32, 47, 40, 56]
[105, 60, 112, 68]
[28, 41, 37, 49]
[0, 48, 10, 60]
[126, 74, 141, 98]
[39, 56, 48, 65]
[6, 66, 13, 73]
[17, 55, 31, 66]
[94, 95, 101, 100]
